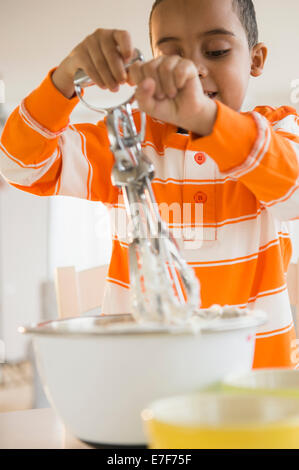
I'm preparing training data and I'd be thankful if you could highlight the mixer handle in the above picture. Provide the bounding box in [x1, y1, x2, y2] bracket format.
[73, 49, 145, 115]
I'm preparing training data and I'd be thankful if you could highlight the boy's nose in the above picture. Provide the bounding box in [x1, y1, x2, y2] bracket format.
[196, 62, 208, 78]
[188, 51, 209, 77]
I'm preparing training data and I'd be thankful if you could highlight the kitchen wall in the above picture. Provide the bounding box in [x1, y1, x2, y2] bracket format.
[0, 0, 298, 360]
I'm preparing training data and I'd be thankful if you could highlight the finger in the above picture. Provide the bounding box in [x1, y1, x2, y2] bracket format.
[143, 58, 165, 100]
[127, 61, 145, 86]
[135, 77, 157, 114]
[113, 30, 134, 63]
[78, 47, 106, 89]
[100, 31, 128, 83]
[86, 36, 119, 90]
[174, 59, 198, 90]
[158, 56, 181, 99]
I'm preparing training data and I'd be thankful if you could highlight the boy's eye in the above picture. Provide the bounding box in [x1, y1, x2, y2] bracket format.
[166, 50, 184, 57]
[206, 49, 230, 58]
[160, 48, 184, 58]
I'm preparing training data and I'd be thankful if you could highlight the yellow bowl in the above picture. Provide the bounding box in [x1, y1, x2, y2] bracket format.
[142, 392, 299, 449]
[222, 368, 299, 398]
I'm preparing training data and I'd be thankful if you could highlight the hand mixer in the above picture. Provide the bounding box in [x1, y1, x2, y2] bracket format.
[74, 49, 200, 324]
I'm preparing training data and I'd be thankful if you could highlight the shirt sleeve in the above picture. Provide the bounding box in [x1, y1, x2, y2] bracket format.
[189, 101, 299, 222]
[0, 68, 119, 204]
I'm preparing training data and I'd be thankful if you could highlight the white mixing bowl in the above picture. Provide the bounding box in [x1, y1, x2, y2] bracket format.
[20, 311, 266, 447]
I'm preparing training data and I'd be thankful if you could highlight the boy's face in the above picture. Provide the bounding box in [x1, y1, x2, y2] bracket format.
[151, 0, 267, 111]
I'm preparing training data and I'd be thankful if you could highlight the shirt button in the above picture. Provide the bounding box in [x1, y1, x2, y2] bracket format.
[194, 191, 207, 203]
[194, 152, 206, 165]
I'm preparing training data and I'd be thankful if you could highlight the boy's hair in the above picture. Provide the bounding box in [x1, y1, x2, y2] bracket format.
[149, 0, 259, 49]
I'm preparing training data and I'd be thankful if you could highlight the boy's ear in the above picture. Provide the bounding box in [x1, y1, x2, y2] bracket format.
[250, 42, 268, 77]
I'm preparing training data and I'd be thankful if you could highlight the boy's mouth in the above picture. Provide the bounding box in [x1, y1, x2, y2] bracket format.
[204, 91, 218, 100]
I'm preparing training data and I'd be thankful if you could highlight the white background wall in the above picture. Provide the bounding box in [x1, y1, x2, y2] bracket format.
[0, 0, 298, 360]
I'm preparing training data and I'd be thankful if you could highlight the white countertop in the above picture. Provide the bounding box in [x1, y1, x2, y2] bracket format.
[0, 408, 92, 449]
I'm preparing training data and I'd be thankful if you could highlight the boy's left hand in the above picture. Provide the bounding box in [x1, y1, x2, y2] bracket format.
[128, 56, 217, 136]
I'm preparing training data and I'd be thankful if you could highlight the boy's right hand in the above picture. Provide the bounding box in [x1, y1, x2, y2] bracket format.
[51, 29, 134, 99]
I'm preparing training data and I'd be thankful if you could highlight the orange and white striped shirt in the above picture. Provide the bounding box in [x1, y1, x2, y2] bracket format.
[1, 68, 299, 369]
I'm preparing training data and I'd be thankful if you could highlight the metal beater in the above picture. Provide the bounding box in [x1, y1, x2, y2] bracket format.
[74, 50, 200, 324]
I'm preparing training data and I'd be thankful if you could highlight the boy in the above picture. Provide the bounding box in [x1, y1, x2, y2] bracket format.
[1, 0, 299, 368]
